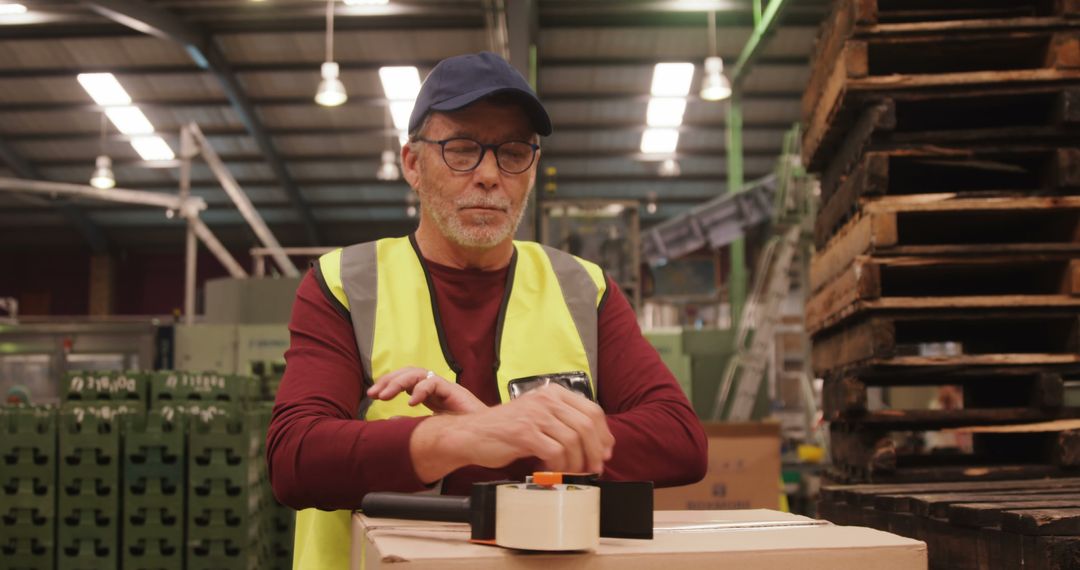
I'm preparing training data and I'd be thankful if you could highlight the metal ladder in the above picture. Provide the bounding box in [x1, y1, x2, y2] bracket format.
[711, 225, 801, 421]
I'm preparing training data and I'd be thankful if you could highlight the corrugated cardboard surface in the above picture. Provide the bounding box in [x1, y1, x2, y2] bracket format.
[351, 510, 926, 570]
[653, 421, 781, 510]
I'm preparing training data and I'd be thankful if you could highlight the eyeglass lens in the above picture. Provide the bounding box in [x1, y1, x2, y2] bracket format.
[441, 138, 536, 173]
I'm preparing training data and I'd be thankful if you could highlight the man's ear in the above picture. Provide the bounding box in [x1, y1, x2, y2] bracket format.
[402, 141, 421, 188]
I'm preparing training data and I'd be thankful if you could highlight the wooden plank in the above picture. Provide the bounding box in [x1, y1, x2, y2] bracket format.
[849, 463, 1068, 484]
[802, 0, 861, 125]
[820, 101, 896, 201]
[807, 82, 1080, 171]
[822, 476, 1080, 505]
[835, 364, 1080, 385]
[811, 316, 894, 374]
[877, 354, 1080, 367]
[863, 17, 1080, 36]
[950, 499, 1080, 528]
[811, 296, 1080, 335]
[831, 461, 1080, 488]
[815, 148, 1080, 247]
[809, 254, 1080, 330]
[803, 41, 867, 168]
[1000, 508, 1080, 535]
[953, 420, 1080, 434]
[805, 259, 878, 331]
[863, 194, 1080, 214]
[813, 309, 1080, 374]
[815, 152, 890, 247]
[910, 492, 1080, 519]
[864, 0, 1079, 26]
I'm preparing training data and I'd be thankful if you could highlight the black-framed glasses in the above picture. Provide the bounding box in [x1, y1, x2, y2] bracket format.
[413, 137, 540, 174]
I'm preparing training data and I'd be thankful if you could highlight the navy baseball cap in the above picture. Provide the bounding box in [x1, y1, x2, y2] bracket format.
[408, 51, 552, 136]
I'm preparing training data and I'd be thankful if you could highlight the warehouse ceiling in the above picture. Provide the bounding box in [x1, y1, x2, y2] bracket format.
[0, 0, 829, 252]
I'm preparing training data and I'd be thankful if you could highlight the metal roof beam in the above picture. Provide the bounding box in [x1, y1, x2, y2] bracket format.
[0, 91, 801, 114]
[4, 121, 797, 142]
[85, 0, 323, 245]
[0, 53, 810, 80]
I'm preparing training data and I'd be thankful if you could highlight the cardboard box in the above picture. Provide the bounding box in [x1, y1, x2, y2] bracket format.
[653, 422, 780, 510]
[351, 509, 926, 569]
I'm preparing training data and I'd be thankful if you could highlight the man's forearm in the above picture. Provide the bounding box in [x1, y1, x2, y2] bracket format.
[409, 414, 471, 484]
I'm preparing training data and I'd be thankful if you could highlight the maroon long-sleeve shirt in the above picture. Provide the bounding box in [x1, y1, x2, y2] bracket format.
[267, 252, 708, 510]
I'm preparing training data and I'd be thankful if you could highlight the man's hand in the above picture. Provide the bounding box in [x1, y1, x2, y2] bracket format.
[367, 367, 486, 414]
[410, 384, 615, 483]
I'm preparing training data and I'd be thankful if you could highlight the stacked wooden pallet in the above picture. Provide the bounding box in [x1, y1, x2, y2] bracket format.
[818, 476, 1080, 569]
[804, 0, 1080, 484]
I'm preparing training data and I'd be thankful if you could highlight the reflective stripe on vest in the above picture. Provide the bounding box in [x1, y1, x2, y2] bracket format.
[292, 235, 606, 570]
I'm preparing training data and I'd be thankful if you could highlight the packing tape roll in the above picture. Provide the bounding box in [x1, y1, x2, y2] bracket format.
[495, 483, 600, 551]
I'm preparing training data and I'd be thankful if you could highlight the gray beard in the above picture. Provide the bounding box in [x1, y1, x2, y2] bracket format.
[418, 185, 529, 249]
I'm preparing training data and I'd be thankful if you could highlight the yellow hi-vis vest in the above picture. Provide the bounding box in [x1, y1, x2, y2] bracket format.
[292, 235, 607, 570]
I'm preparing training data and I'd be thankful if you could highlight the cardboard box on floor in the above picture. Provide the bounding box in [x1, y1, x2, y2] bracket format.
[654, 421, 781, 510]
[351, 509, 927, 570]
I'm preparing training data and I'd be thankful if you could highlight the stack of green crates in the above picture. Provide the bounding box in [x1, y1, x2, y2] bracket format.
[59, 371, 145, 570]
[57, 409, 124, 570]
[187, 407, 273, 570]
[4, 368, 295, 570]
[1, 406, 56, 570]
[121, 411, 185, 570]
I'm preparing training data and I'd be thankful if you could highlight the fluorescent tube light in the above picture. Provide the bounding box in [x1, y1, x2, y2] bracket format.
[646, 98, 687, 127]
[104, 106, 155, 135]
[640, 128, 680, 154]
[650, 63, 695, 97]
[379, 66, 421, 101]
[77, 73, 132, 106]
[130, 136, 175, 161]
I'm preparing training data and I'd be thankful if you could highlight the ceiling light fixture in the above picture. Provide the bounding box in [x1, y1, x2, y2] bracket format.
[376, 107, 401, 181]
[343, 0, 388, 5]
[645, 191, 658, 215]
[377, 150, 400, 181]
[90, 112, 115, 189]
[700, 12, 732, 101]
[658, 158, 681, 178]
[315, 0, 347, 107]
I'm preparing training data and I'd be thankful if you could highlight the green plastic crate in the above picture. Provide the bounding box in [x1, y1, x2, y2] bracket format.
[63, 371, 148, 404]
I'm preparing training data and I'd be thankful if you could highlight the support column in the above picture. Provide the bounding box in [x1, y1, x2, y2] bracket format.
[180, 126, 197, 324]
[726, 94, 747, 328]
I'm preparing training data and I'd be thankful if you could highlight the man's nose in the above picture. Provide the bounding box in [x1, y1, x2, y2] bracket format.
[473, 148, 501, 187]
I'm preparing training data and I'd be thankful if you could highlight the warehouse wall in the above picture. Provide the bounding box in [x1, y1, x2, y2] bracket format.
[0, 249, 267, 316]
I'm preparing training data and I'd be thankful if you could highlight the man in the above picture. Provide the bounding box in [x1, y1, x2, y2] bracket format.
[267, 52, 707, 570]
